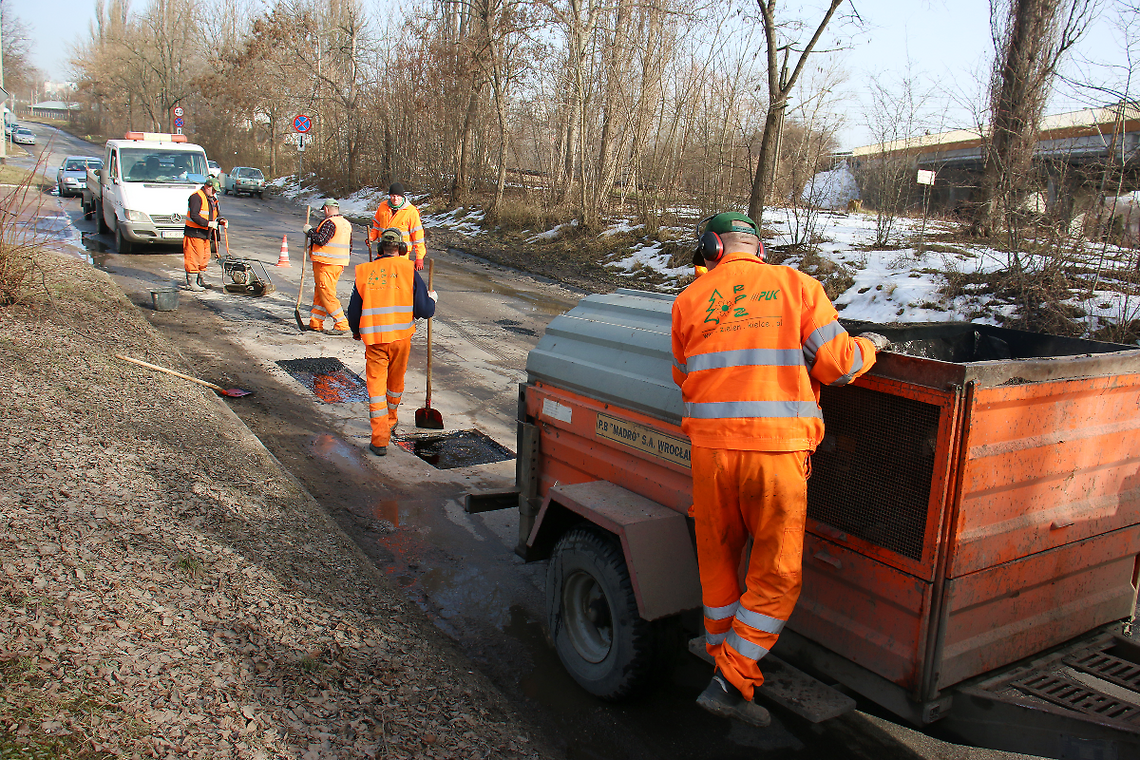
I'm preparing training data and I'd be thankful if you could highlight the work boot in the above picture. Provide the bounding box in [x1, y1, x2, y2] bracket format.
[368, 444, 387, 457]
[327, 326, 350, 336]
[196, 272, 211, 290]
[696, 671, 771, 728]
[184, 273, 204, 292]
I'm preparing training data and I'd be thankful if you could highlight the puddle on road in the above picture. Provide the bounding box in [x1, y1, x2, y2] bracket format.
[394, 429, 514, 469]
[445, 252, 570, 317]
[80, 233, 112, 266]
[277, 357, 368, 403]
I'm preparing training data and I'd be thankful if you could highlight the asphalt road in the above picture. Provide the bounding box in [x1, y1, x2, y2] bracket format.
[18, 121, 1041, 760]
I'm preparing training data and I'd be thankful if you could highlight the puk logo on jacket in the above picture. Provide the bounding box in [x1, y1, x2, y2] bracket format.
[704, 283, 765, 325]
[366, 268, 399, 288]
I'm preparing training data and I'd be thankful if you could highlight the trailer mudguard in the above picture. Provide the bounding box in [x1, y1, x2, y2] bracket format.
[527, 480, 702, 621]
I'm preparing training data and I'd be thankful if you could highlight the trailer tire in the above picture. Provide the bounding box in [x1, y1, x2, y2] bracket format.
[96, 200, 110, 234]
[547, 525, 660, 701]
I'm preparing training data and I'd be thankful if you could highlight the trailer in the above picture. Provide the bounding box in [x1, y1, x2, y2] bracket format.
[468, 289, 1140, 758]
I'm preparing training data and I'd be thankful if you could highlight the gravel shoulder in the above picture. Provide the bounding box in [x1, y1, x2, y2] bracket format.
[0, 250, 550, 759]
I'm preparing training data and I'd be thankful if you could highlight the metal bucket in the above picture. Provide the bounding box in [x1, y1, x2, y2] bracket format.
[151, 288, 179, 312]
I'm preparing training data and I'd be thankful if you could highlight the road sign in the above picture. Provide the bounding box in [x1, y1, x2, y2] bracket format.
[297, 134, 306, 152]
[293, 114, 312, 133]
[173, 106, 184, 118]
[916, 170, 936, 186]
[174, 117, 184, 128]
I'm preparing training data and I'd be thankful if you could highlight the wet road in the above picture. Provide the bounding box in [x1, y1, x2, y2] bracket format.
[23, 123, 1037, 760]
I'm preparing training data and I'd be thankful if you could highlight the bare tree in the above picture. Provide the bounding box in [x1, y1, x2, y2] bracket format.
[746, 0, 846, 226]
[971, 0, 1099, 238]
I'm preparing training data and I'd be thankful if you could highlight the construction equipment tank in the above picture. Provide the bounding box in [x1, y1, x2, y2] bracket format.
[519, 288, 1140, 727]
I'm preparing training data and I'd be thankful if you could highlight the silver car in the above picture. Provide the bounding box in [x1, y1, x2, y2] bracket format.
[57, 156, 103, 197]
[13, 127, 35, 145]
[224, 166, 266, 198]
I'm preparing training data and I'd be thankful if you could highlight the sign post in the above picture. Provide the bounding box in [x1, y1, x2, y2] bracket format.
[172, 105, 185, 135]
[293, 114, 311, 185]
[916, 169, 936, 253]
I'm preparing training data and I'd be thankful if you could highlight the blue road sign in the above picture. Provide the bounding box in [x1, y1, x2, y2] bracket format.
[293, 114, 312, 133]
[174, 117, 184, 128]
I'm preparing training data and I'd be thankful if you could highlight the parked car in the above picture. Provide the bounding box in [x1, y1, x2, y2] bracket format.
[4, 121, 17, 136]
[223, 166, 265, 198]
[13, 127, 35, 146]
[56, 156, 103, 197]
[207, 160, 221, 178]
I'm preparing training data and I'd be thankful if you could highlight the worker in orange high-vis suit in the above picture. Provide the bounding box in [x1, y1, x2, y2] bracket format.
[368, 183, 426, 271]
[182, 178, 226, 292]
[671, 212, 891, 728]
[303, 199, 353, 334]
[347, 228, 437, 456]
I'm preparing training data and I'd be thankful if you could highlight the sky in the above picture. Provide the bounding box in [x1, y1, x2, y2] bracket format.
[10, 0, 1135, 150]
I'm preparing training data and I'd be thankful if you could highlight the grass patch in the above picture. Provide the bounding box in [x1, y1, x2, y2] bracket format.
[175, 554, 205, 578]
[0, 165, 39, 186]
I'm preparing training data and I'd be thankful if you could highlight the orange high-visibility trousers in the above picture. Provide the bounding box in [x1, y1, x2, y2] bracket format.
[310, 261, 349, 330]
[690, 446, 809, 701]
[364, 337, 411, 447]
[183, 236, 211, 274]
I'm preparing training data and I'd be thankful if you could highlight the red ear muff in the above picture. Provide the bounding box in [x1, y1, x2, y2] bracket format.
[699, 231, 724, 263]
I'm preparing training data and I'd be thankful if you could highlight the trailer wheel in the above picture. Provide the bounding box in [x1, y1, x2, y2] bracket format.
[96, 200, 110, 234]
[547, 526, 659, 700]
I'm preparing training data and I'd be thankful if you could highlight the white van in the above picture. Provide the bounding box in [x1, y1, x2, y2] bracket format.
[83, 132, 210, 254]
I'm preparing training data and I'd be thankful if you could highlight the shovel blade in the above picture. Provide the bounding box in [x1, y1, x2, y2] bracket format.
[415, 407, 444, 429]
[220, 388, 253, 398]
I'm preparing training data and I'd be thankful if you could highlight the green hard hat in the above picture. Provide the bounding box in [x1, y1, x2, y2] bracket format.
[706, 212, 759, 236]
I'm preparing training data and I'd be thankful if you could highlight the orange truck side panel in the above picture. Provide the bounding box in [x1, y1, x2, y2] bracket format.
[938, 526, 1140, 689]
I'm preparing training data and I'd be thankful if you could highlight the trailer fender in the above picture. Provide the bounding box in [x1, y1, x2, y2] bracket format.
[527, 480, 702, 621]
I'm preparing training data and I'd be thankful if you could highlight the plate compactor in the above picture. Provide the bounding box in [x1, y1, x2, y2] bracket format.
[220, 255, 275, 296]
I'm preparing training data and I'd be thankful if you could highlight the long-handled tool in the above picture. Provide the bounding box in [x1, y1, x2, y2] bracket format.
[415, 258, 444, 429]
[116, 355, 253, 398]
[294, 206, 311, 331]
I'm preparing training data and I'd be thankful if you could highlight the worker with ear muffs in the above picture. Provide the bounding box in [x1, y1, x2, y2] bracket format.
[347, 227, 437, 457]
[671, 211, 890, 727]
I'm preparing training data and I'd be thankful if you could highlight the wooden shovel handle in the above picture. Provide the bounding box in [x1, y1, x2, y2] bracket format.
[426, 258, 433, 404]
[116, 354, 224, 393]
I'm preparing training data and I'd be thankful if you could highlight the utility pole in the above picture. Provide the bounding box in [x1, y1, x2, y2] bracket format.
[0, 5, 7, 164]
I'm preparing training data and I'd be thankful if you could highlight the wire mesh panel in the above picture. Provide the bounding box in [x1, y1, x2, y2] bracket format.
[808, 385, 942, 562]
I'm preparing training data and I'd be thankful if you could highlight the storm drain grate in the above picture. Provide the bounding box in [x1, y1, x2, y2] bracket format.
[395, 429, 514, 469]
[1011, 673, 1140, 724]
[276, 357, 369, 404]
[1064, 651, 1140, 693]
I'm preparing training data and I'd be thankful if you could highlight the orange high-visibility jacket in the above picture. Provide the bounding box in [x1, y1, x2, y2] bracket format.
[353, 256, 416, 345]
[369, 202, 425, 261]
[185, 189, 217, 230]
[671, 251, 877, 452]
[311, 216, 352, 266]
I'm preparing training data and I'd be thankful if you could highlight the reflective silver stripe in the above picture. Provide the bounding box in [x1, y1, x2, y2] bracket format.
[684, 400, 822, 419]
[688, 348, 805, 372]
[359, 320, 415, 335]
[673, 357, 687, 376]
[409, 225, 423, 234]
[803, 321, 846, 366]
[321, 242, 350, 249]
[725, 631, 770, 662]
[369, 395, 385, 404]
[362, 306, 413, 316]
[706, 631, 728, 646]
[311, 306, 328, 316]
[831, 345, 865, 387]
[386, 390, 403, 399]
[735, 607, 786, 635]
[704, 601, 739, 621]
[387, 402, 400, 410]
[368, 409, 386, 419]
[330, 309, 344, 320]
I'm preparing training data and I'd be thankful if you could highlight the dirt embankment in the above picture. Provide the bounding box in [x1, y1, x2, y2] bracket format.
[0, 252, 549, 759]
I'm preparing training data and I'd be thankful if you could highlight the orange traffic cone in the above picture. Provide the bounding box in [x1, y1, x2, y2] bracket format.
[276, 235, 291, 267]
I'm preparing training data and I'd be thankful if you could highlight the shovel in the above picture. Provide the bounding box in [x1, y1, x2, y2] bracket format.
[294, 206, 311, 331]
[415, 258, 444, 429]
[116, 355, 253, 398]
